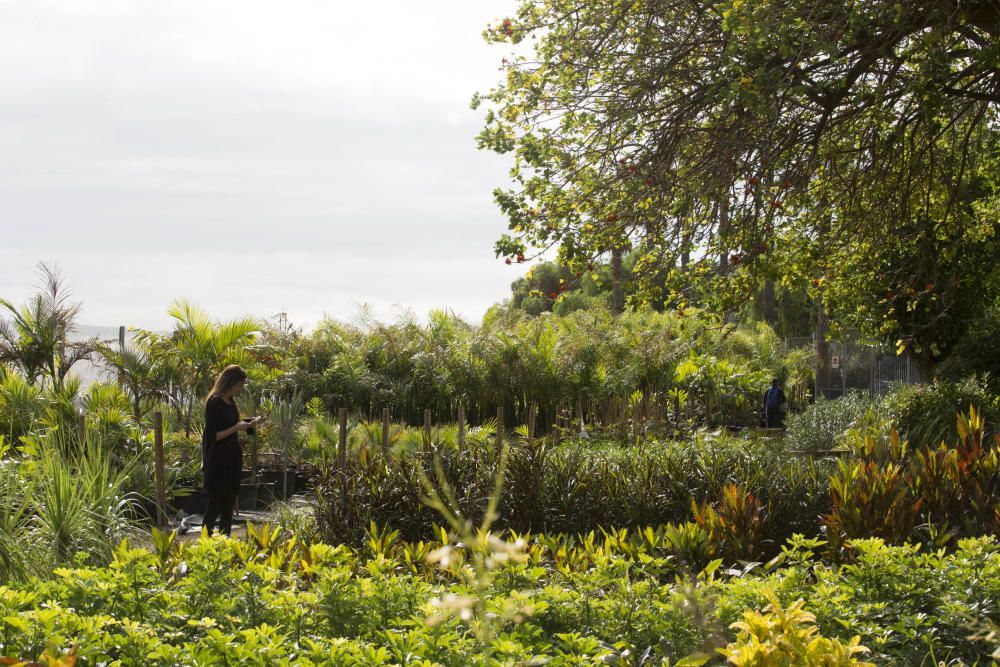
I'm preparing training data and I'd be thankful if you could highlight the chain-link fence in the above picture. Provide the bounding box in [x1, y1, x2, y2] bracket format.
[786, 333, 922, 399]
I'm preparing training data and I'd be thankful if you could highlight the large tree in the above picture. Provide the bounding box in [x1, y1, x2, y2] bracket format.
[476, 0, 1000, 370]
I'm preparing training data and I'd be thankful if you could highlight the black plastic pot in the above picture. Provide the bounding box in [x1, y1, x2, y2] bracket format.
[237, 481, 277, 511]
[172, 489, 208, 515]
[125, 498, 159, 524]
[294, 470, 315, 494]
[259, 469, 297, 500]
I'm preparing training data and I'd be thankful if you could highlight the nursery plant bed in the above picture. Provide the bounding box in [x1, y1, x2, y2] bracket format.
[788, 448, 851, 457]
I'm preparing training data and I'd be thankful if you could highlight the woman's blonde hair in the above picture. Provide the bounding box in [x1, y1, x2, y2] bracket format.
[207, 364, 247, 402]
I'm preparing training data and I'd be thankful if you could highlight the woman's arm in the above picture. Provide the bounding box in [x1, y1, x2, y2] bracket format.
[204, 397, 248, 444]
[215, 421, 247, 441]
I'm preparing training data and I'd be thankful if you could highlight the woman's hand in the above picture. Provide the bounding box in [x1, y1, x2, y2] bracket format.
[237, 416, 263, 431]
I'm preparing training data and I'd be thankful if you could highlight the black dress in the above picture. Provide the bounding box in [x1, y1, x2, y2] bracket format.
[203, 395, 242, 497]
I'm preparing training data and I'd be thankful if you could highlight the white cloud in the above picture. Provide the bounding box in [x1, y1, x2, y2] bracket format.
[0, 0, 529, 329]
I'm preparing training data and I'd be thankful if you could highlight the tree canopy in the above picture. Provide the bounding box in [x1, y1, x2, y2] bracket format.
[476, 0, 1000, 370]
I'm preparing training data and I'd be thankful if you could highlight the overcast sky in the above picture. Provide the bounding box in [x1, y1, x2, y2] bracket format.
[0, 0, 529, 331]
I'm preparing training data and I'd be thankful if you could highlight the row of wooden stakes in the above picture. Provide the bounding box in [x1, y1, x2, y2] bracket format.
[72, 407, 534, 530]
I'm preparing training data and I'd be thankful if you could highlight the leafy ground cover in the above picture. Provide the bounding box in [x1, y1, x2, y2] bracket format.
[0, 526, 997, 665]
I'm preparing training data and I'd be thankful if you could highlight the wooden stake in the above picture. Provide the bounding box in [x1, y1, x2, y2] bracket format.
[632, 401, 640, 443]
[77, 411, 86, 446]
[457, 405, 466, 450]
[338, 408, 348, 465]
[527, 403, 537, 446]
[381, 407, 390, 457]
[423, 409, 432, 450]
[496, 406, 504, 453]
[153, 412, 167, 529]
[555, 404, 562, 445]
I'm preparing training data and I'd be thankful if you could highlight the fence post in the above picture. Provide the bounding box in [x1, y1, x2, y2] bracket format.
[117, 325, 127, 388]
[527, 403, 537, 446]
[77, 411, 86, 446]
[423, 409, 432, 451]
[382, 407, 390, 457]
[632, 399, 640, 443]
[555, 404, 562, 445]
[338, 408, 348, 465]
[153, 412, 167, 529]
[496, 406, 504, 453]
[457, 405, 466, 450]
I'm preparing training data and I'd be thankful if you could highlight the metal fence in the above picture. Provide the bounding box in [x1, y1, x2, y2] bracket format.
[66, 325, 136, 387]
[786, 333, 922, 399]
[871, 353, 922, 395]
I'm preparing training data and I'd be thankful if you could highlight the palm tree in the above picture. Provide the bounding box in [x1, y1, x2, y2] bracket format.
[95, 340, 163, 424]
[0, 263, 97, 387]
[137, 300, 260, 437]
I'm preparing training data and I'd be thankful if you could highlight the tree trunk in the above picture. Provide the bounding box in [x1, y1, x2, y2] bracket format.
[815, 294, 832, 400]
[611, 249, 624, 315]
[184, 396, 194, 439]
[815, 194, 832, 400]
[762, 280, 778, 329]
[681, 229, 692, 271]
[718, 197, 730, 272]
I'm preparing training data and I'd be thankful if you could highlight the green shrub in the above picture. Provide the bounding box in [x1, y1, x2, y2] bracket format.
[784, 392, 877, 452]
[936, 306, 1000, 393]
[882, 376, 1000, 447]
[269, 497, 319, 543]
[720, 595, 875, 666]
[313, 433, 833, 553]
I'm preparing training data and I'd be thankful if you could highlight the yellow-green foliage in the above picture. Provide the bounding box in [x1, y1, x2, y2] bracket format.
[0, 529, 998, 664]
[720, 594, 874, 667]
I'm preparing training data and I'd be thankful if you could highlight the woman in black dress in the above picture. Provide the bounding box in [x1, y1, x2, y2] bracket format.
[201, 364, 260, 535]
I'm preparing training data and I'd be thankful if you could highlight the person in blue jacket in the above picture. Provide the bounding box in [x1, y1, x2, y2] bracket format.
[763, 378, 786, 428]
[201, 365, 261, 535]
